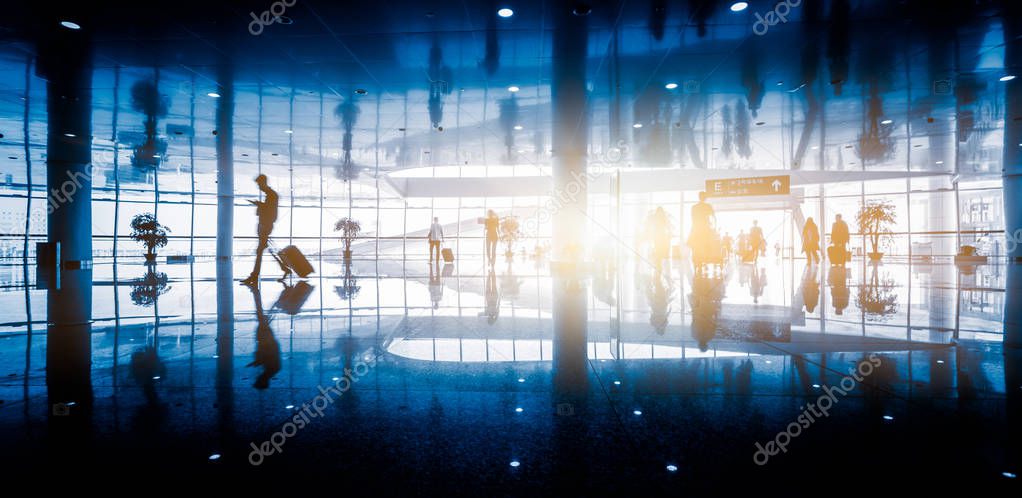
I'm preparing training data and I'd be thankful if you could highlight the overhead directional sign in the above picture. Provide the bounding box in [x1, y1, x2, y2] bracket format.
[706, 175, 790, 197]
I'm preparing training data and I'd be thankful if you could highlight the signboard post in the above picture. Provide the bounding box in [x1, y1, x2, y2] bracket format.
[705, 175, 790, 197]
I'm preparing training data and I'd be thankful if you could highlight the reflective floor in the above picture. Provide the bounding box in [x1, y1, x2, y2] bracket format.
[0, 255, 1019, 491]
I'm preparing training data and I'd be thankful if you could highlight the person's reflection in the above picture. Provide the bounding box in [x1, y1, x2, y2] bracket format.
[483, 268, 500, 324]
[801, 264, 820, 313]
[690, 273, 725, 351]
[244, 282, 281, 389]
[429, 262, 443, 309]
[647, 271, 673, 335]
[750, 266, 767, 304]
[829, 265, 850, 315]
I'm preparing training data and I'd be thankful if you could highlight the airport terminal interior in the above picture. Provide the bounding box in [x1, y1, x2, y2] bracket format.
[1, 0, 1021, 491]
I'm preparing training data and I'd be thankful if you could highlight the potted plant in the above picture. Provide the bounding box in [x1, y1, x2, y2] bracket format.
[499, 215, 521, 260]
[856, 200, 896, 262]
[334, 217, 361, 261]
[130, 213, 170, 263]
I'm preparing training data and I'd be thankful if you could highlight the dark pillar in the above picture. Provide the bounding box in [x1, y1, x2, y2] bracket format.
[37, 18, 94, 434]
[1004, 2, 1022, 263]
[551, 2, 589, 261]
[1005, 3, 1022, 348]
[550, 8, 590, 489]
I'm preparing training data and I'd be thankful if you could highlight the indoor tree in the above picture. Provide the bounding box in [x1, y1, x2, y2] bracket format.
[499, 215, 521, 260]
[334, 217, 361, 261]
[856, 200, 896, 261]
[130, 212, 170, 262]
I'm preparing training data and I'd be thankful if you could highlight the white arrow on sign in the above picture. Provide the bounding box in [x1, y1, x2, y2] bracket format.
[771, 179, 782, 192]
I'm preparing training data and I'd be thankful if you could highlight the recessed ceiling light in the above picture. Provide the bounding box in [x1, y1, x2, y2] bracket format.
[665, 82, 678, 90]
[64, 133, 76, 138]
[208, 453, 221, 461]
[517, 377, 525, 383]
[355, 88, 368, 95]
[284, 129, 293, 134]
[613, 380, 621, 385]
[730, 2, 749, 12]
[1000, 75, 1016, 82]
[881, 119, 893, 125]
[509, 460, 521, 467]
[633, 123, 643, 129]
[60, 20, 81, 30]
[513, 125, 523, 130]
[633, 410, 642, 416]
[810, 146, 819, 150]
[498, 8, 514, 18]
[882, 415, 894, 421]
[776, 81, 784, 86]
[812, 384, 820, 388]
[666, 464, 678, 472]
[1004, 472, 1017, 479]
[508, 85, 520, 92]
[515, 407, 523, 413]
[207, 92, 220, 98]
[285, 404, 295, 410]
[936, 160, 944, 165]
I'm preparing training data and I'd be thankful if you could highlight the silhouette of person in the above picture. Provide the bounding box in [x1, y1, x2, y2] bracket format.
[243, 174, 288, 285]
[737, 229, 749, 262]
[830, 214, 850, 265]
[648, 207, 672, 270]
[687, 192, 718, 268]
[429, 263, 443, 309]
[801, 265, 820, 313]
[245, 282, 281, 389]
[749, 220, 765, 264]
[721, 232, 733, 260]
[828, 265, 849, 315]
[802, 217, 821, 264]
[428, 216, 444, 265]
[484, 210, 499, 266]
[484, 268, 500, 324]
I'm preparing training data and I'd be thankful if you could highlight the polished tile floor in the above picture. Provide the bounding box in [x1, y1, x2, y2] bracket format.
[0, 255, 1019, 491]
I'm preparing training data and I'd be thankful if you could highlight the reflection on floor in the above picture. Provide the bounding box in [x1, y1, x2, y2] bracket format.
[0, 255, 1018, 490]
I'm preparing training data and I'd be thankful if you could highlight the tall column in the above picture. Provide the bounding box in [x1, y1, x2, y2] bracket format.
[1004, 3, 1022, 264]
[550, 3, 591, 443]
[38, 20, 94, 430]
[1004, 3, 1022, 348]
[216, 61, 234, 262]
[213, 59, 235, 443]
[551, 2, 589, 261]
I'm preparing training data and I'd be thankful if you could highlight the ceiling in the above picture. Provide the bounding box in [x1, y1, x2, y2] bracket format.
[0, 0, 1015, 190]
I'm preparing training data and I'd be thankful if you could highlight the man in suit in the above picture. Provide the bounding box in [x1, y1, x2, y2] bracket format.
[830, 214, 850, 265]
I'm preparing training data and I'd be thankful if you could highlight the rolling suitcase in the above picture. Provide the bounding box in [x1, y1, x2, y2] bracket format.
[274, 245, 315, 278]
[441, 247, 455, 263]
